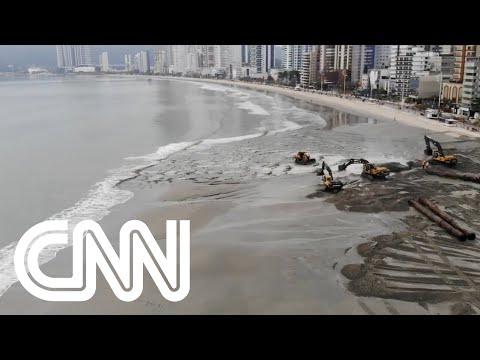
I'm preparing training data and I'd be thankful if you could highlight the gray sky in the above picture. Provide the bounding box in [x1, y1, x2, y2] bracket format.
[0, 45, 156, 69]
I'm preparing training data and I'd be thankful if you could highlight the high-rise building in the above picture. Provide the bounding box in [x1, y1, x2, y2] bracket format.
[389, 45, 414, 96]
[442, 45, 479, 103]
[249, 45, 275, 77]
[154, 50, 167, 74]
[334, 45, 352, 71]
[241, 45, 250, 65]
[374, 45, 391, 69]
[452, 45, 477, 83]
[351, 45, 375, 84]
[124, 54, 132, 72]
[99, 52, 109, 72]
[136, 51, 150, 73]
[282, 45, 313, 71]
[318, 45, 336, 73]
[300, 50, 320, 86]
[461, 57, 479, 107]
[56, 45, 93, 69]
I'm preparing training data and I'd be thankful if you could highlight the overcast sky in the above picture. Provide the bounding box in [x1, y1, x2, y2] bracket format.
[0, 45, 156, 68]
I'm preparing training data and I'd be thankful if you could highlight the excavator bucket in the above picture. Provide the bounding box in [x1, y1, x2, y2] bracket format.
[338, 164, 347, 171]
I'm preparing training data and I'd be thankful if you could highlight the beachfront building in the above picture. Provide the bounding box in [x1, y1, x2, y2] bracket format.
[442, 45, 479, 103]
[249, 45, 275, 78]
[374, 45, 391, 69]
[282, 45, 314, 71]
[138, 51, 150, 74]
[99, 52, 109, 72]
[388, 45, 414, 97]
[461, 57, 479, 107]
[56, 45, 93, 71]
[334, 45, 352, 71]
[124, 54, 132, 72]
[318, 45, 336, 72]
[368, 68, 391, 93]
[300, 50, 319, 86]
[351, 45, 375, 84]
[154, 50, 167, 74]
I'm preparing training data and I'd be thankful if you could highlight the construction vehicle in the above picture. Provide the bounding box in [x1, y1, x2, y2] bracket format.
[292, 151, 316, 165]
[424, 135, 457, 166]
[338, 158, 390, 180]
[317, 161, 344, 192]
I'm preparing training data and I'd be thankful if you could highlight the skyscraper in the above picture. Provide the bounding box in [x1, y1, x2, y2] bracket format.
[56, 45, 93, 69]
[351, 45, 375, 84]
[249, 45, 275, 76]
[124, 54, 132, 72]
[374, 45, 391, 69]
[282, 45, 313, 71]
[99, 52, 109, 72]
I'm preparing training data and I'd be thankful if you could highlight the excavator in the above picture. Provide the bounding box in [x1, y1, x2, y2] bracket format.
[317, 161, 344, 192]
[292, 151, 316, 165]
[338, 158, 390, 180]
[424, 135, 457, 166]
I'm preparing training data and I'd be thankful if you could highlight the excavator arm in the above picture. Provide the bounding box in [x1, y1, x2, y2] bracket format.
[424, 135, 444, 156]
[318, 161, 334, 178]
[338, 158, 369, 171]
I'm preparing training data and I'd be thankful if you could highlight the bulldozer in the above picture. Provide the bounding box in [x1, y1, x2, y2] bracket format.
[338, 158, 390, 180]
[317, 161, 344, 192]
[424, 135, 457, 167]
[292, 151, 316, 165]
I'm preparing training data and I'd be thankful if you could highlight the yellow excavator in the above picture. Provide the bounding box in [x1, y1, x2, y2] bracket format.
[338, 158, 390, 180]
[424, 135, 457, 167]
[292, 151, 316, 165]
[317, 161, 344, 192]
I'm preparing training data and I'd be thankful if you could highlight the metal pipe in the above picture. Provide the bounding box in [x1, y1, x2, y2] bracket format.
[424, 168, 480, 183]
[408, 199, 467, 241]
[418, 197, 476, 240]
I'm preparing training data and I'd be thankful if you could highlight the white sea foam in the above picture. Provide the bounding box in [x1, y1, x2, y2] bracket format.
[0, 82, 307, 299]
[236, 101, 270, 116]
[125, 141, 197, 161]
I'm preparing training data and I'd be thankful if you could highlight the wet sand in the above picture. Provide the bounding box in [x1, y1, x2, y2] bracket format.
[2, 78, 480, 314]
[168, 77, 480, 139]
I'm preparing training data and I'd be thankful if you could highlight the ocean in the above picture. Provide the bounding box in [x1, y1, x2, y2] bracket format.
[0, 75, 337, 297]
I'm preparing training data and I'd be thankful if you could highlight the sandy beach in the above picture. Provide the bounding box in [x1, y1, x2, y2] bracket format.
[1, 75, 480, 315]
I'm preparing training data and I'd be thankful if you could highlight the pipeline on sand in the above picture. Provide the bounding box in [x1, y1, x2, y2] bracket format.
[408, 199, 467, 241]
[424, 168, 480, 183]
[418, 197, 476, 240]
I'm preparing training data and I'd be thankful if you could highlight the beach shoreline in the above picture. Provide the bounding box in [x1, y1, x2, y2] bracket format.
[154, 75, 480, 139]
[1, 74, 479, 315]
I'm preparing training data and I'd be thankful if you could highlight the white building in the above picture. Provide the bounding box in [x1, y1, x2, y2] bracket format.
[99, 52, 109, 72]
[56, 45, 93, 70]
[411, 47, 441, 77]
[124, 54, 132, 71]
[334, 45, 352, 71]
[369, 68, 391, 92]
[73, 66, 95, 73]
[282, 45, 313, 71]
[374, 45, 391, 69]
[138, 51, 150, 74]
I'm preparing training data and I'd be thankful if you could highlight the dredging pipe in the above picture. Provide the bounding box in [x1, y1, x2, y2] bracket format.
[418, 197, 476, 240]
[408, 199, 467, 241]
[424, 168, 480, 183]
